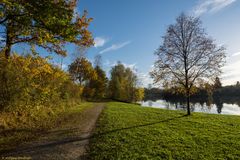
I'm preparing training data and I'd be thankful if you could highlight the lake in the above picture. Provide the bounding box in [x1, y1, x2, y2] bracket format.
[141, 99, 240, 115]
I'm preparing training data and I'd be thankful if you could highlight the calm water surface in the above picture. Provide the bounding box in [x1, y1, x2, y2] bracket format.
[141, 99, 240, 115]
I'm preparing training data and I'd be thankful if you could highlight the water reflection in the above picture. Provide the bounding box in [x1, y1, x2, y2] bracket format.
[148, 100, 153, 107]
[215, 100, 223, 114]
[141, 98, 240, 115]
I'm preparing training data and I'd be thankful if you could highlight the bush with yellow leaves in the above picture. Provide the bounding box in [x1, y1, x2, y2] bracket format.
[0, 52, 82, 112]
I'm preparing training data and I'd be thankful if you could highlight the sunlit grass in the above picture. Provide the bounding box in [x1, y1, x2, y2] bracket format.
[89, 102, 240, 159]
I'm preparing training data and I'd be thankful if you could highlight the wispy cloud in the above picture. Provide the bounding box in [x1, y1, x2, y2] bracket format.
[231, 52, 240, 57]
[94, 37, 108, 48]
[221, 51, 240, 85]
[122, 62, 137, 70]
[123, 63, 139, 75]
[103, 60, 136, 70]
[193, 0, 236, 16]
[137, 72, 153, 87]
[99, 41, 131, 54]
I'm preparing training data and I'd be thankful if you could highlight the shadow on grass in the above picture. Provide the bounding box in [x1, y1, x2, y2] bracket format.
[1, 114, 187, 157]
[95, 114, 188, 136]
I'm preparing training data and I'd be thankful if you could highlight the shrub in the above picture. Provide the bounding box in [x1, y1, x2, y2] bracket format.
[0, 53, 82, 111]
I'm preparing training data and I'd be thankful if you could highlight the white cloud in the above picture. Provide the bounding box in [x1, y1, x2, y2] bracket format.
[94, 37, 107, 48]
[99, 41, 131, 54]
[231, 52, 240, 57]
[221, 52, 240, 85]
[137, 72, 153, 88]
[103, 60, 118, 68]
[122, 63, 137, 71]
[103, 60, 136, 70]
[193, 0, 236, 16]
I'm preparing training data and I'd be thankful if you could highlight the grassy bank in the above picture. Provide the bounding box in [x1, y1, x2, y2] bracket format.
[0, 102, 93, 153]
[89, 102, 240, 159]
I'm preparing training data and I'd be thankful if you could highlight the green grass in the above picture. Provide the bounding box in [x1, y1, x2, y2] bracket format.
[89, 102, 240, 160]
[0, 102, 93, 153]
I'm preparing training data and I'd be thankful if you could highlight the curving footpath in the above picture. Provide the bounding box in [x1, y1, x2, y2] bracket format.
[2, 103, 105, 160]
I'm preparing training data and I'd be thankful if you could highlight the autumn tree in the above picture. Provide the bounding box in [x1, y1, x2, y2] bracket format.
[151, 13, 225, 115]
[109, 62, 144, 102]
[0, 52, 81, 110]
[134, 88, 145, 102]
[109, 62, 126, 101]
[0, 0, 93, 58]
[87, 66, 108, 99]
[125, 67, 138, 102]
[68, 57, 96, 86]
[86, 55, 108, 99]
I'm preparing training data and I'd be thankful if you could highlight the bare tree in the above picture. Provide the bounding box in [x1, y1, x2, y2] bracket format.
[151, 13, 225, 115]
[94, 54, 102, 67]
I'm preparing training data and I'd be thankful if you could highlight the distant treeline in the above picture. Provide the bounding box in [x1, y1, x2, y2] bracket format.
[0, 53, 144, 112]
[144, 84, 240, 105]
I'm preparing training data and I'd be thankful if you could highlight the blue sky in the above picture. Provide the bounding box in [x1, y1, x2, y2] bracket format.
[13, 0, 240, 86]
[77, 0, 198, 86]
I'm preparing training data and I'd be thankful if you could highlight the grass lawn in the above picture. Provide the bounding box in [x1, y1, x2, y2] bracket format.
[0, 102, 93, 153]
[89, 102, 240, 160]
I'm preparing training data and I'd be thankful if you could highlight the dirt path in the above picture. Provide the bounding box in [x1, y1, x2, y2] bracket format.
[2, 103, 105, 160]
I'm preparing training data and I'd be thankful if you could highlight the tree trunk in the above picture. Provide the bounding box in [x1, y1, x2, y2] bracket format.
[186, 89, 191, 115]
[5, 27, 12, 59]
[5, 45, 11, 59]
[4, 24, 12, 59]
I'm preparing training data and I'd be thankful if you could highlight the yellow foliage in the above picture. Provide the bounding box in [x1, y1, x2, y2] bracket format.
[0, 52, 82, 111]
[134, 88, 145, 101]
